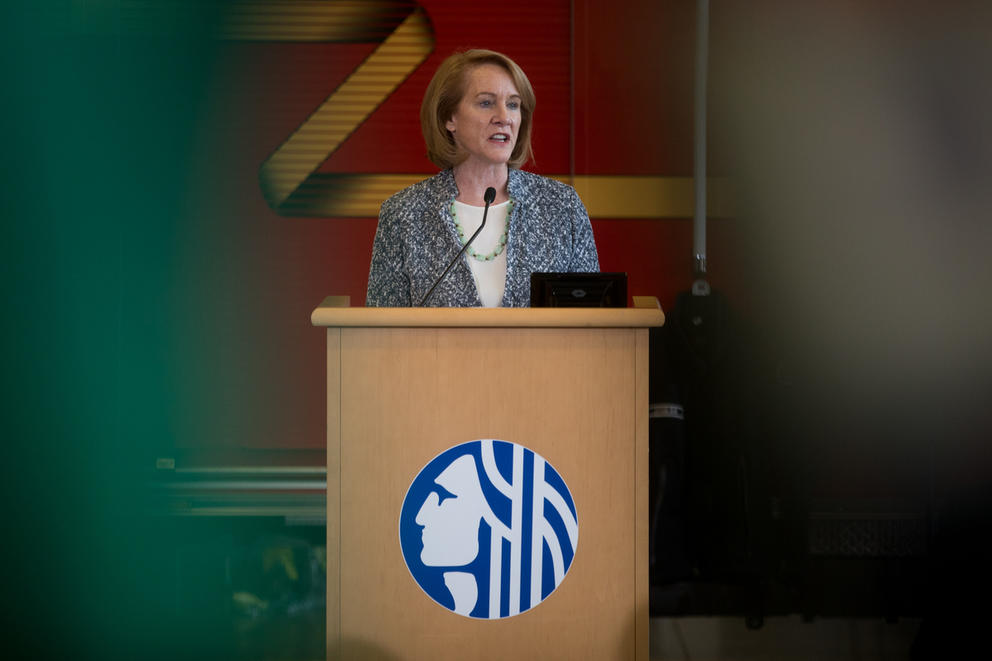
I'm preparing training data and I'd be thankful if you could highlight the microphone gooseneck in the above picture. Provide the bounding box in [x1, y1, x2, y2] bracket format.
[419, 187, 498, 307]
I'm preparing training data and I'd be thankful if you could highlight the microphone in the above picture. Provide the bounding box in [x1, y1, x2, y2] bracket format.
[420, 187, 497, 306]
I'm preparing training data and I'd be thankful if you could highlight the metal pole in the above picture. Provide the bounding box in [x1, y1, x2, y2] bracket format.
[693, 0, 709, 281]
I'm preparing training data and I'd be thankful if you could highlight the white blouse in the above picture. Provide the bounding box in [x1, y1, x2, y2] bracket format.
[451, 200, 511, 307]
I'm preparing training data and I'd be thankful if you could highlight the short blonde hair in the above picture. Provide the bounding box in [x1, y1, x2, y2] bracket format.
[420, 49, 536, 170]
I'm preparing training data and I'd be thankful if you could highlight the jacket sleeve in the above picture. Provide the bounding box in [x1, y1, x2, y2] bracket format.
[366, 197, 412, 307]
[568, 186, 600, 272]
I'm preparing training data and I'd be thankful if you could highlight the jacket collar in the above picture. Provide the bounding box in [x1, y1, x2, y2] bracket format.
[436, 167, 524, 202]
[508, 168, 525, 200]
[434, 168, 460, 205]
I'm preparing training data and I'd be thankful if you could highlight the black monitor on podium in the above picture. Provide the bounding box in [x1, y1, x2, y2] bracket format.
[530, 272, 627, 308]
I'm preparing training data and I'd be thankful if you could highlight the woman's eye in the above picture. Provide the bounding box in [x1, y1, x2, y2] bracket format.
[479, 100, 492, 108]
[507, 102, 520, 111]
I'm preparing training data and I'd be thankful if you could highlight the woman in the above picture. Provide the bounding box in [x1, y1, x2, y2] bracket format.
[366, 49, 599, 307]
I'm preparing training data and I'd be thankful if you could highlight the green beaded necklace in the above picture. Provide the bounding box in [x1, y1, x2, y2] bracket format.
[450, 199, 512, 262]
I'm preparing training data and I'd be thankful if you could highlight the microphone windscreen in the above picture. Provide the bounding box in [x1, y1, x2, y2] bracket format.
[484, 187, 496, 204]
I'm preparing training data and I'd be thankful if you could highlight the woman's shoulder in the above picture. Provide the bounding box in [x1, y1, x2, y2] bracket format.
[382, 170, 455, 214]
[509, 169, 580, 206]
[511, 168, 570, 190]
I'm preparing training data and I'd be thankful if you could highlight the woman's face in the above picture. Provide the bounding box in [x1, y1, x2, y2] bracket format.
[445, 63, 521, 169]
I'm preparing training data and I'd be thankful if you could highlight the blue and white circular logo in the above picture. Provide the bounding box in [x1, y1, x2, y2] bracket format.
[399, 439, 579, 619]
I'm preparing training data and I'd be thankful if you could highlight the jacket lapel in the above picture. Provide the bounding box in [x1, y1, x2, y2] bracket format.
[433, 170, 481, 307]
[503, 168, 529, 307]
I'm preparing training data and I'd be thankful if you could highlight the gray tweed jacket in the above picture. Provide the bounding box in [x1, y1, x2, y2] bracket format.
[366, 168, 599, 307]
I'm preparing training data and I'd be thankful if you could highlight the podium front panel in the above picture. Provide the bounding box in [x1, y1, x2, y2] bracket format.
[324, 324, 649, 660]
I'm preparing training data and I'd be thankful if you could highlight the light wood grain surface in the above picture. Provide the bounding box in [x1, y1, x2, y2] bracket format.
[319, 305, 661, 660]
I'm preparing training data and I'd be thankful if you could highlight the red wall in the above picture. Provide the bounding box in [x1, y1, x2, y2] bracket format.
[169, 0, 732, 456]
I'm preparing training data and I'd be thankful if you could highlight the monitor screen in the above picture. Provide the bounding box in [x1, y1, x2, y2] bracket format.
[529, 272, 628, 307]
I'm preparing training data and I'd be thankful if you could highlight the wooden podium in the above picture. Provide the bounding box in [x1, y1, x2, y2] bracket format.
[311, 298, 664, 660]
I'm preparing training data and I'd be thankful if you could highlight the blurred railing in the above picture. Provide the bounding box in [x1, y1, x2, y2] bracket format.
[149, 464, 326, 524]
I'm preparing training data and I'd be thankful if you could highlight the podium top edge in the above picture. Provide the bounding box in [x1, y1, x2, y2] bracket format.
[310, 305, 665, 328]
